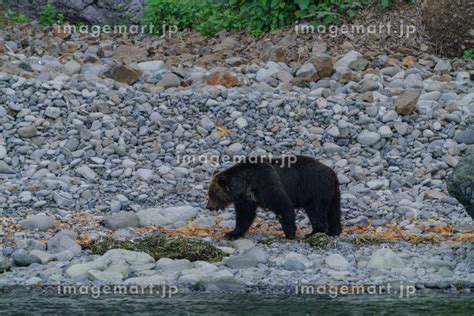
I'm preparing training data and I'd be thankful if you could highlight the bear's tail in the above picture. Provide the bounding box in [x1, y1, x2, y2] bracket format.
[327, 178, 342, 236]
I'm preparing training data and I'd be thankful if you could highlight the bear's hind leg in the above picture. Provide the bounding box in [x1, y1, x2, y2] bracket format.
[224, 200, 257, 239]
[304, 199, 329, 237]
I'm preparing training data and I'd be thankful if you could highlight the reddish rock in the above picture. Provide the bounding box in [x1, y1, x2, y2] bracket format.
[106, 65, 142, 85]
[311, 54, 334, 78]
[206, 71, 239, 88]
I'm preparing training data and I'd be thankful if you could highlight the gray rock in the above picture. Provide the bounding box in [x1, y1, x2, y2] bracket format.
[12, 249, 41, 267]
[16, 239, 47, 252]
[66, 249, 155, 279]
[54, 250, 75, 261]
[137, 206, 197, 226]
[88, 269, 124, 283]
[367, 248, 404, 270]
[156, 258, 193, 272]
[433, 60, 452, 73]
[334, 50, 362, 73]
[325, 253, 350, 271]
[136, 168, 153, 181]
[232, 239, 255, 252]
[47, 230, 82, 255]
[378, 126, 393, 138]
[0, 145, 6, 159]
[454, 127, 474, 144]
[125, 274, 166, 286]
[349, 58, 369, 71]
[17, 125, 37, 138]
[29, 249, 55, 264]
[226, 143, 243, 153]
[200, 116, 215, 130]
[19, 214, 54, 231]
[0, 161, 14, 174]
[245, 247, 268, 263]
[225, 254, 258, 269]
[159, 73, 181, 88]
[76, 165, 97, 181]
[282, 252, 312, 271]
[357, 130, 381, 146]
[63, 60, 82, 75]
[0, 254, 11, 272]
[296, 63, 316, 77]
[52, 191, 75, 208]
[45, 107, 61, 119]
[196, 276, 244, 292]
[104, 211, 140, 229]
[235, 117, 248, 129]
[137, 60, 165, 73]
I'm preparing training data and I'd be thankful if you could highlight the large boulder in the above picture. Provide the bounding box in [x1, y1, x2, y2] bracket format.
[5, 0, 145, 25]
[421, 0, 474, 57]
[447, 146, 474, 218]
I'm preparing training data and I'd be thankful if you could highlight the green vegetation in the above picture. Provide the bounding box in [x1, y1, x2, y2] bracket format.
[88, 235, 225, 262]
[464, 49, 474, 61]
[2, 9, 30, 24]
[348, 235, 387, 246]
[305, 232, 335, 247]
[144, 0, 243, 37]
[39, 4, 65, 26]
[257, 237, 296, 245]
[144, 0, 411, 37]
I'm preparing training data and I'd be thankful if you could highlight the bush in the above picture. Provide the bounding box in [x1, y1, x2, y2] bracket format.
[39, 4, 65, 26]
[464, 49, 474, 61]
[2, 9, 30, 24]
[144, 0, 404, 37]
[144, 0, 242, 36]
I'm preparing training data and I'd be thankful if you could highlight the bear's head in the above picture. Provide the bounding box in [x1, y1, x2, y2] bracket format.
[206, 171, 233, 211]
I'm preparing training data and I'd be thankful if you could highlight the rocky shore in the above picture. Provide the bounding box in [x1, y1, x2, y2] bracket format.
[0, 23, 473, 293]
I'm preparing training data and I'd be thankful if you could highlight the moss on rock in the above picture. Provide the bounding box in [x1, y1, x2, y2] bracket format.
[305, 233, 334, 248]
[348, 235, 387, 246]
[88, 234, 224, 262]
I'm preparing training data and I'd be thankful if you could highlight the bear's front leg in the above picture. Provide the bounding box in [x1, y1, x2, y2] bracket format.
[224, 200, 257, 240]
[276, 209, 297, 240]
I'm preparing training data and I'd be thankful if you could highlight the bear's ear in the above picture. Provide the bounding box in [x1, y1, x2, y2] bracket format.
[212, 170, 219, 176]
[216, 173, 229, 191]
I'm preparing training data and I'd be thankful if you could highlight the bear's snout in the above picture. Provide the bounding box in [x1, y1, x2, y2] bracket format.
[206, 201, 219, 211]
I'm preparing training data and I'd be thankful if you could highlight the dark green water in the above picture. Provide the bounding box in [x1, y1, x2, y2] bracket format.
[0, 289, 472, 315]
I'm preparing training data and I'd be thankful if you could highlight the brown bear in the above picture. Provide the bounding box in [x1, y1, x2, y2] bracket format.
[206, 155, 342, 239]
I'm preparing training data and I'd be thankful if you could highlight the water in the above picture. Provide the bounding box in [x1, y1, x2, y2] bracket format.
[0, 288, 472, 315]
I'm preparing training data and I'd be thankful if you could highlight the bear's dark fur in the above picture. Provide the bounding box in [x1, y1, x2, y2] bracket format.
[206, 155, 342, 239]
